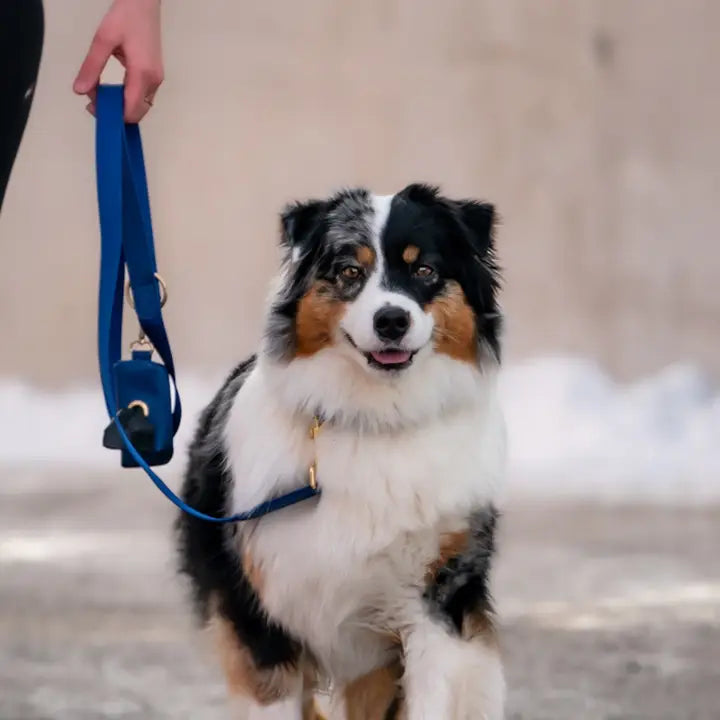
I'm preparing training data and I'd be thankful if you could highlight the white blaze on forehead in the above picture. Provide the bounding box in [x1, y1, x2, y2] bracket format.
[367, 193, 393, 282]
[340, 192, 434, 351]
[370, 193, 394, 259]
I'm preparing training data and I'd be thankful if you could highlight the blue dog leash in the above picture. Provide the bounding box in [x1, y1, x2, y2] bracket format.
[95, 84, 321, 523]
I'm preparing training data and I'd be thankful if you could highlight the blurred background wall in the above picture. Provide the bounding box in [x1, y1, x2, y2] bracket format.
[1, 0, 718, 387]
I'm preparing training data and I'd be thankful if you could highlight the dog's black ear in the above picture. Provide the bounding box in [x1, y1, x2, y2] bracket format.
[400, 182, 441, 204]
[455, 200, 496, 257]
[280, 199, 327, 252]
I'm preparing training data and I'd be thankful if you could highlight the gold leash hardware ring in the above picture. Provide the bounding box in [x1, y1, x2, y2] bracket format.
[127, 400, 150, 417]
[129, 333, 154, 353]
[125, 273, 168, 310]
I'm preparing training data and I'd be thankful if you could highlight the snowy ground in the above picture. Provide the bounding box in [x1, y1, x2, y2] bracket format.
[2, 356, 718, 500]
[2, 472, 719, 720]
[1, 357, 719, 718]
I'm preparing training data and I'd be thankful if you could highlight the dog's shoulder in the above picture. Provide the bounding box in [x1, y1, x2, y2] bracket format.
[176, 354, 256, 586]
[178, 353, 258, 529]
[175, 353, 304, 669]
[187, 355, 257, 462]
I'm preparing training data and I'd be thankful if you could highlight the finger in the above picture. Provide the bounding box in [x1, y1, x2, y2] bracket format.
[74, 32, 115, 94]
[83, 87, 97, 116]
[123, 67, 161, 123]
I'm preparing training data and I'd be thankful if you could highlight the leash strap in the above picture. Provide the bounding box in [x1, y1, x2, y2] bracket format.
[95, 84, 320, 523]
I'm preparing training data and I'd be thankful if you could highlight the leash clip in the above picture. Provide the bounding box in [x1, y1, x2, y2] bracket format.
[125, 272, 168, 354]
[307, 416, 323, 490]
[130, 331, 154, 354]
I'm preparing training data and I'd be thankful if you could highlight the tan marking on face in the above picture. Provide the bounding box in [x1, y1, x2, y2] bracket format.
[210, 609, 301, 704]
[295, 282, 345, 356]
[428, 281, 477, 363]
[402, 244, 420, 264]
[356, 244, 375, 268]
[344, 663, 402, 720]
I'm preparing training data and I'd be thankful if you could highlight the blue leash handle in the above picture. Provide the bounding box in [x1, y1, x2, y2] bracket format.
[95, 84, 320, 523]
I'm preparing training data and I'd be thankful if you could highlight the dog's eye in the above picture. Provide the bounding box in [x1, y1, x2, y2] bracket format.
[339, 265, 362, 281]
[414, 265, 437, 280]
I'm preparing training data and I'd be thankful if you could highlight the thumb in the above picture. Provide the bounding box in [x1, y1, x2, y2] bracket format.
[74, 33, 114, 94]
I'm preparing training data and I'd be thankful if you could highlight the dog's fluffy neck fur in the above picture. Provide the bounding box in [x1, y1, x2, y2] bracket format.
[225, 349, 506, 528]
[257, 344, 499, 435]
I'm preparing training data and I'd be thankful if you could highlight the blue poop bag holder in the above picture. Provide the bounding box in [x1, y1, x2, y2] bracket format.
[94, 84, 320, 523]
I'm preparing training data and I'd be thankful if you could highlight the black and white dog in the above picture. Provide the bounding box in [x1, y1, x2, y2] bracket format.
[177, 184, 506, 719]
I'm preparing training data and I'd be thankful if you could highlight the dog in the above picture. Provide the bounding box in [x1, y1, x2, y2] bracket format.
[176, 183, 506, 719]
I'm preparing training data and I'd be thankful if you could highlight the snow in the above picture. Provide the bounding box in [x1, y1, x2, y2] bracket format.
[0, 374, 220, 476]
[498, 357, 720, 500]
[0, 357, 718, 500]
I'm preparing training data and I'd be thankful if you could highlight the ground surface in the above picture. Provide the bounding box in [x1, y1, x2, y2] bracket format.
[1, 467, 719, 720]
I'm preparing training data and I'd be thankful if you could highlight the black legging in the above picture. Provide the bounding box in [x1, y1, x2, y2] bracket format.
[0, 0, 44, 213]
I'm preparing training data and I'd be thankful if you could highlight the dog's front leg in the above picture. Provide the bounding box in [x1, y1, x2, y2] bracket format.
[402, 616, 504, 720]
[403, 506, 505, 719]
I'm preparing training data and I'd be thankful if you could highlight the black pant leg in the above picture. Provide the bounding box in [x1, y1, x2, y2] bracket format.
[0, 0, 45, 213]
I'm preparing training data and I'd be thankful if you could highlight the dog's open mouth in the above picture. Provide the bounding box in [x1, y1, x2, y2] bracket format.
[343, 332, 416, 371]
[343, 331, 417, 370]
[365, 349, 416, 371]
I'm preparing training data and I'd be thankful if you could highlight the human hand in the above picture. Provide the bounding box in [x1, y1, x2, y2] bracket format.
[73, 0, 163, 123]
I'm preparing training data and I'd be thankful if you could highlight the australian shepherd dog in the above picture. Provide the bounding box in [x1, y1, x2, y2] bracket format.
[176, 183, 506, 719]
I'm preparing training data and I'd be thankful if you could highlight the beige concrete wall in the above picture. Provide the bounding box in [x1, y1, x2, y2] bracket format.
[1, 0, 718, 386]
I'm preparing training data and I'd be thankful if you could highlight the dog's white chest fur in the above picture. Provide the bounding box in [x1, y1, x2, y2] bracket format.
[224, 361, 506, 680]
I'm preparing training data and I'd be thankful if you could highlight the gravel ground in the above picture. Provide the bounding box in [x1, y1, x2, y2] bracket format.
[1, 466, 719, 720]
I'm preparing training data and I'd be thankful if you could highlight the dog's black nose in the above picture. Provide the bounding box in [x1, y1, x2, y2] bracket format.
[374, 305, 411, 342]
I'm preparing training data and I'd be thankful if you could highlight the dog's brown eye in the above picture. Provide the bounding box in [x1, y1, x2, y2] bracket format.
[340, 265, 361, 281]
[414, 265, 437, 280]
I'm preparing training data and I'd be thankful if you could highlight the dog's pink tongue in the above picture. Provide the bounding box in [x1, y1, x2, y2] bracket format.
[370, 350, 412, 365]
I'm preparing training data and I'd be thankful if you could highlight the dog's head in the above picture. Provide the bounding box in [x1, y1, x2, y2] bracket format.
[263, 184, 502, 427]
